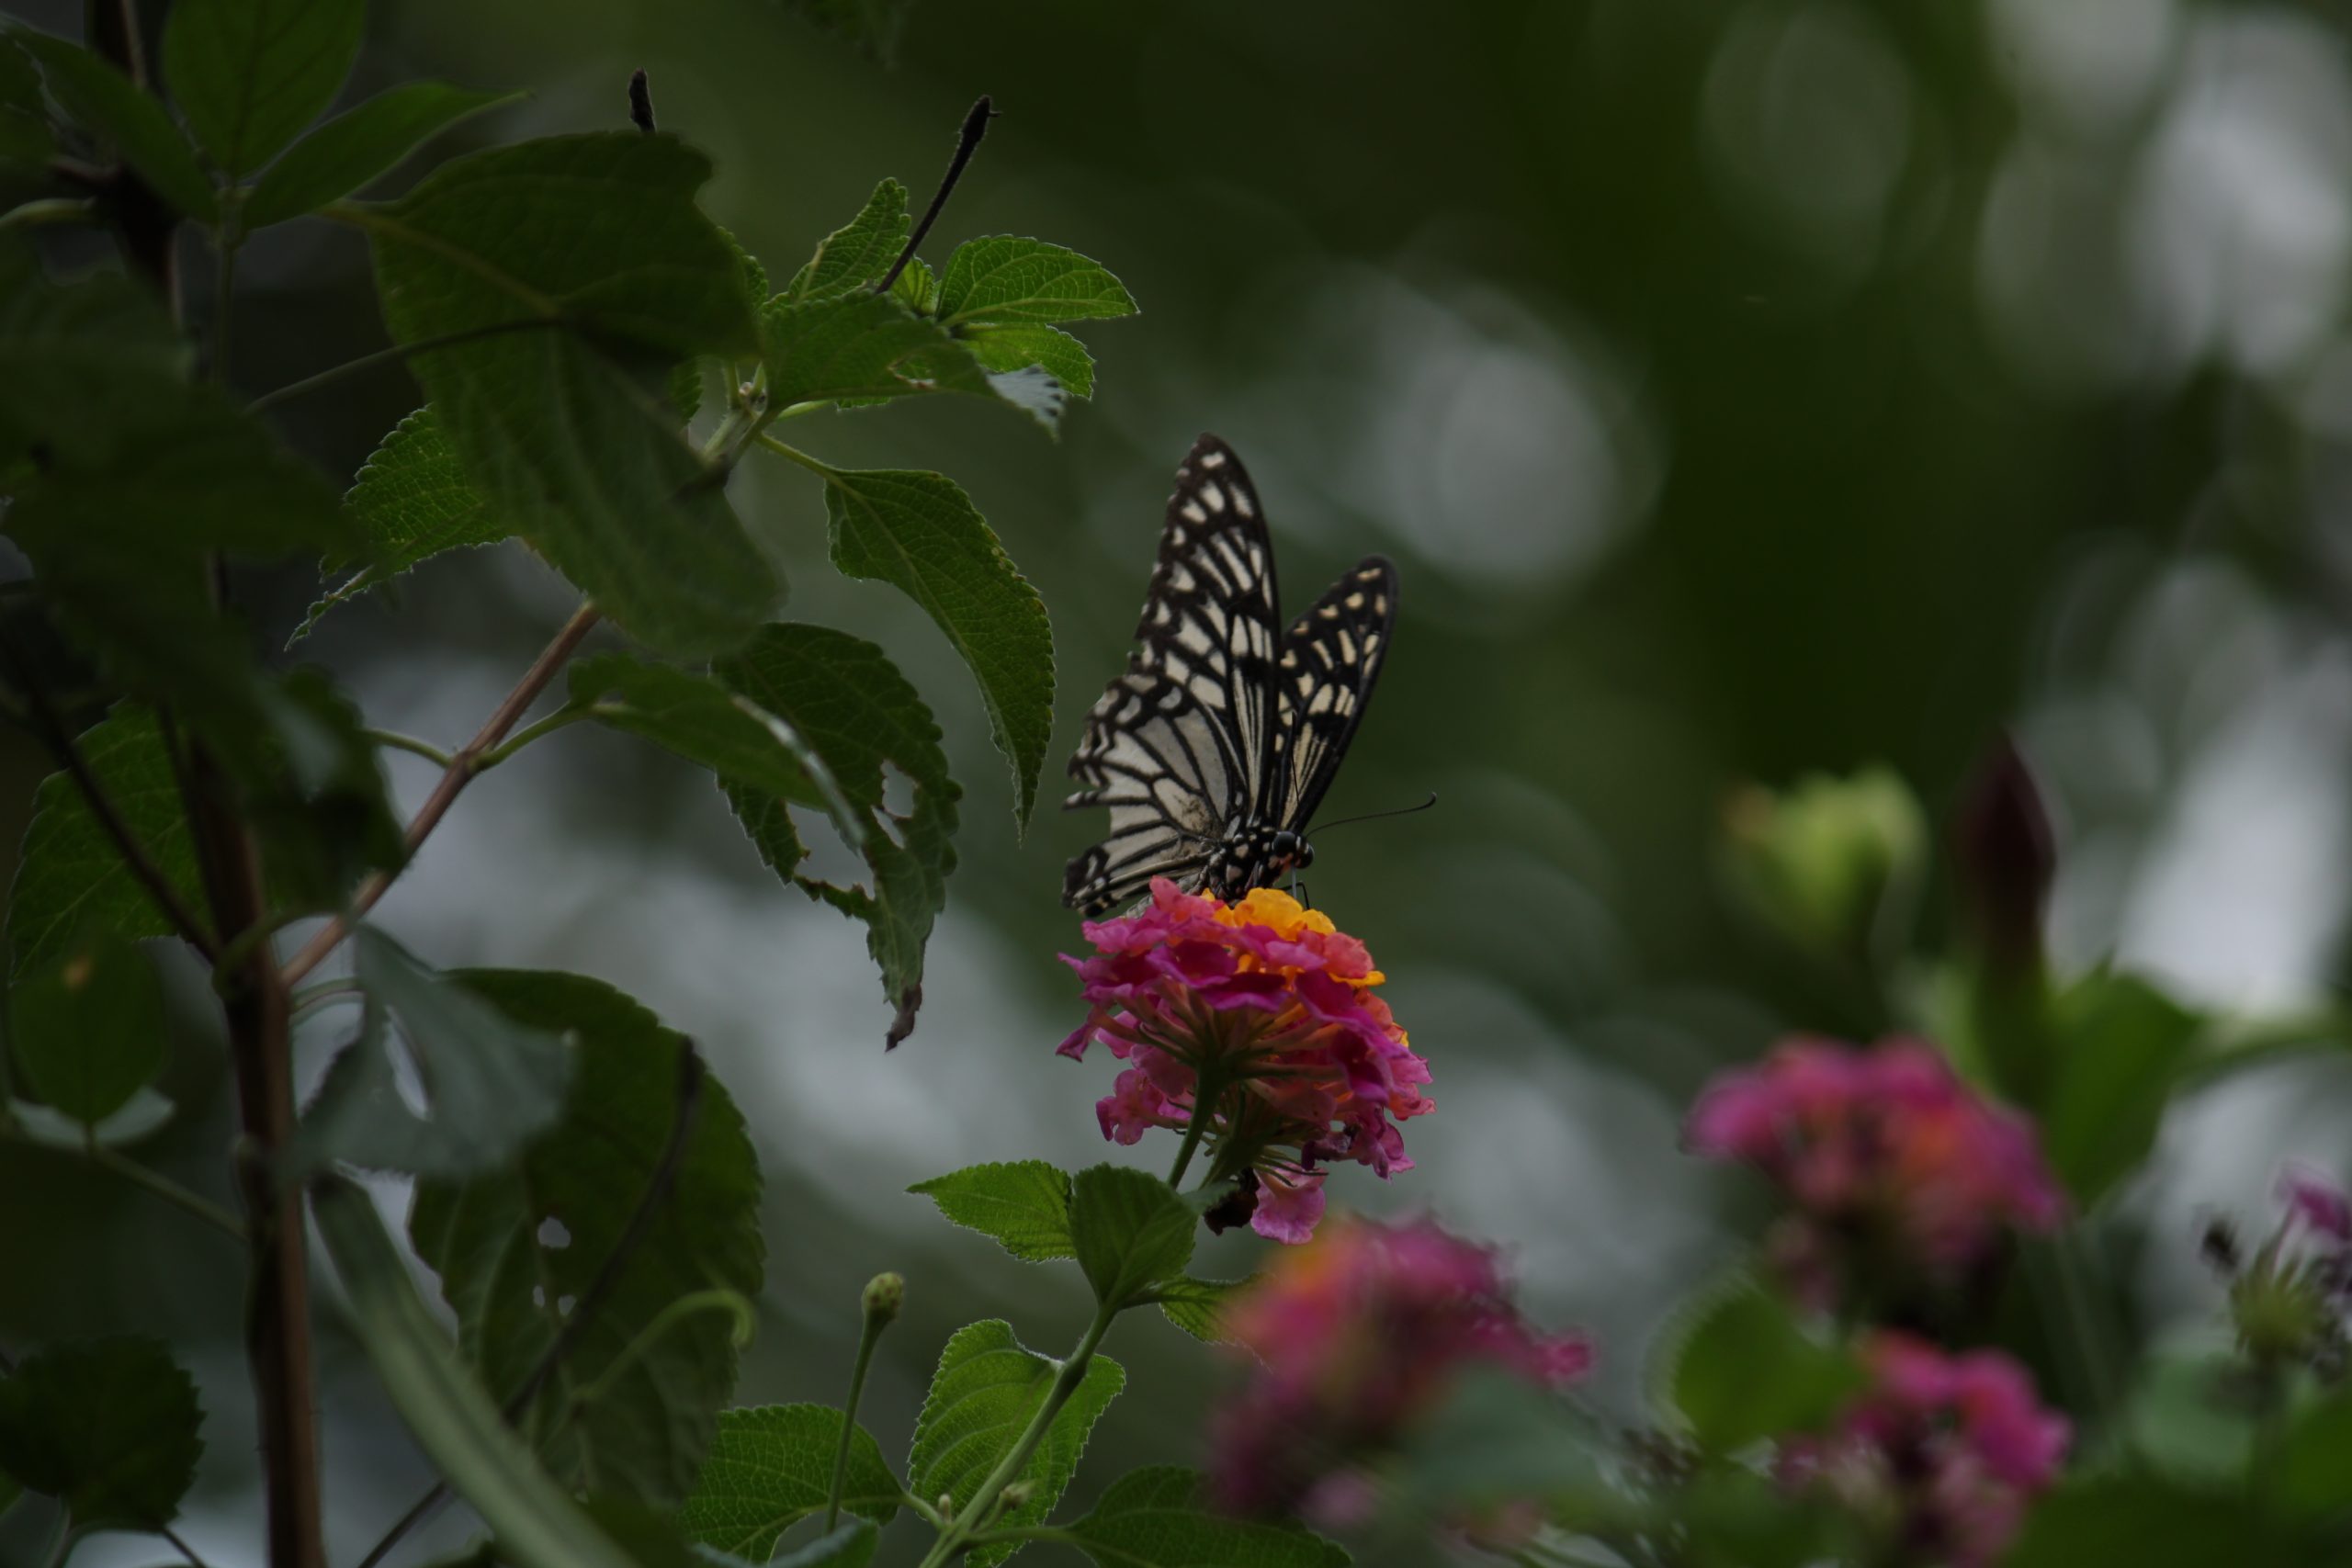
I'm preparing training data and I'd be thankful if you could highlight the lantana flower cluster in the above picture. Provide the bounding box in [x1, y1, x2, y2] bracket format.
[1209, 1216, 1593, 1519]
[1780, 1334, 2071, 1568]
[2206, 1163, 2352, 1378]
[1685, 1036, 2065, 1303]
[1058, 878, 1432, 1243]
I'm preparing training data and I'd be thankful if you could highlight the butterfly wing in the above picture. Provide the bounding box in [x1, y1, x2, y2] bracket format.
[1063, 434, 1283, 915]
[1270, 556, 1397, 834]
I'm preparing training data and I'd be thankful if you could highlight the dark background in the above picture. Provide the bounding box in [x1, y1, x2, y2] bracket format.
[7, 1, 2352, 1563]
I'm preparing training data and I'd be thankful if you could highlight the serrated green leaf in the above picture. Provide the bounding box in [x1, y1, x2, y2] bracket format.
[1664, 1279, 1860, 1453]
[356, 131, 775, 659]
[819, 467, 1053, 829]
[0, 241, 188, 470]
[290, 928, 572, 1179]
[10, 931, 167, 1125]
[1070, 1165, 1195, 1311]
[409, 971, 763, 1506]
[565, 654, 861, 836]
[245, 668, 408, 908]
[678, 1404, 899, 1560]
[961, 323, 1094, 399]
[784, 179, 909, 302]
[2040, 972, 2204, 1210]
[1065, 1467, 1351, 1568]
[0, 1337, 202, 1530]
[1142, 1277, 1240, 1344]
[299, 407, 507, 639]
[888, 254, 936, 315]
[713, 625, 959, 1048]
[908, 1320, 1124, 1568]
[762, 289, 991, 408]
[161, 0, 362, 179]
[7, 707, 202, 977]
[312, 1177, 642, 1568]
[908, 1161, 1075, 1262]
[243, 81, 519, 228]
[773, 1521, 876, 1567]
[9, 29, 215, 219]
[936, 237, 1136, 328]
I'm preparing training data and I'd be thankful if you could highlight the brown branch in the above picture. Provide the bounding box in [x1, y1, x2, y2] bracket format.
[279, 603, 602, 987]
[348, 1041, 707, 1568]
[0, 618, 219, 964]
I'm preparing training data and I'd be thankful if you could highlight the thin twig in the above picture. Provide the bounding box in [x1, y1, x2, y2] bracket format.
[628, 70, 656, 134]
[351, 1042, 707, 1568]
[161, 1524, 214, 1568]
[88, 1145, 246, 1240]
[279, 604, 602, 987]
[0, 616, 219, 964]
[361, 728, 457, 768]
[876, 96, 994, 294]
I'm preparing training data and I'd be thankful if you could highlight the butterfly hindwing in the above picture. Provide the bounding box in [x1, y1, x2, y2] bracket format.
[1063, 434, 1282, 913]
[1272, 556, 1397, 833]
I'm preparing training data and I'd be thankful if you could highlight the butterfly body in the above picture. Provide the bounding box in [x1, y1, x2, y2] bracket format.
[1063, 434, 1395, 916]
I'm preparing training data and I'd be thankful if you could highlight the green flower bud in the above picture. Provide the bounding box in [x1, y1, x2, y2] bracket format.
[999, 1481, 1036, 1508]
[1721, 764, 1927, 963]
[862, 1271, 905, 1327]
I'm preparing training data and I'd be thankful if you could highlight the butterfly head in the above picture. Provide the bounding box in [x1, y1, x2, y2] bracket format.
[1260, 827, 1314, 876]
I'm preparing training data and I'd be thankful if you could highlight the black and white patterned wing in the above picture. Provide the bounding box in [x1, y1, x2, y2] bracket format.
[1063, 434, 1283, 914]
[1270, 556, 1396, 833]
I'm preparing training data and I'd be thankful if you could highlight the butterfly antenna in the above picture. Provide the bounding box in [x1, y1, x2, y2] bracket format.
[1312, 793, 1439, 836]
[878, 96, 996, 294]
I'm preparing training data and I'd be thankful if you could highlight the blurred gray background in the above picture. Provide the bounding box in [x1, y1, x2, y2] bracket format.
[6, 0, 2352, 1562]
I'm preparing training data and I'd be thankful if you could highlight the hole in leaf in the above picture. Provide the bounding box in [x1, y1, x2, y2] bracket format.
[537, 1215, 572, 1249]
[879, 761, 917, 818]
[556, 1293, 577, 1316]
[531, 1285, 548, 1308]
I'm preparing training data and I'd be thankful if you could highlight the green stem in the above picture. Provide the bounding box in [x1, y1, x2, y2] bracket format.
[0, 197, 98, 231]
[757, 432, 833, 477]
[567, 1290, 753, 1411]
[86, 1144, 245, 1241]
[469, 706, 591, 772]
[916, 1305, 1116, 1568]
[211, 225, 237, 386]
[243, 317, 571, 416]
[210, 908, 309, 989]
[362, 728, 457, 768]
[826, 1312, 886, 1530]
[1165, 1103, 1211, 1189]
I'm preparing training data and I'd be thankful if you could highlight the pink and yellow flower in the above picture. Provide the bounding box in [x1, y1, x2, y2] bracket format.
[1058, 879, 1432, 1243]
[1685, 1036, 2064, 1300]
[1780, 1334, 2069, 1568]
[1208, 1216, 1593, 1518]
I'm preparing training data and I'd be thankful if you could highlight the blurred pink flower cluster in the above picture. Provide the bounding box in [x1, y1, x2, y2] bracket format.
[1685, 1036, 2064, 1300]
[1058, 878, 1432, 1243]
[1209, 1216, 1592, 1518]
[1781, 1334, 2070, 1568]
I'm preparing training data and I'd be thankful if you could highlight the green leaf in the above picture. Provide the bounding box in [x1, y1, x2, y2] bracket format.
[299, 407, 506, 639]
[1063, 1467, 1350, 1568]
[2004, 1476, 2303, 1566]
[10, 931, 168, 1125]
[290, 928, 573, 1179]
[907, 1320, 1124, 1568]
[774, 1521, 876, 1567]
[713, 625, 960, 1048]
[0, 241, 188, 468]
[409, 970, 763, 1506]
[356, 131, 775, 659]
[761, 289, 990, 408]
[1396, 1369, 1598, 1511]
[7, 706, 202, 977]
[6, 1086, 175, 1149]
[907, 1160, 1075, 1262]
[565, 654, 860, 830]
[1140, 1277, 1241, 1344]
[243, 81, 520, 228]
[2039, 972, 2205, 1210]
[244, 668, 408, 908]
[819, 467, 1053, 829]
[961, 323, 1095, 399]
[678, 1404, 899, 1560]
[8, 29, 215, 219]
[0, 1337, 202, 1530]
[2278, 1393, 2352, 1520]
[311, 1176, 642, 1568]
[1070, 1164, 1196, 1311]
[936, 237, 1136, 328]
[783, 179, 909, 302]
[1664, 1279, 1861, 1452]
[0, 39, 53, 168]
[161, 0, 363, 179]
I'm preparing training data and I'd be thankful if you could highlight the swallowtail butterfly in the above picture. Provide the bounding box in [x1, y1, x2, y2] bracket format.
[1063, 434, 1396, 916]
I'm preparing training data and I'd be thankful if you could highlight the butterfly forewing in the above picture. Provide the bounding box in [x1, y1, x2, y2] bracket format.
[1064, 434, 1283, 913]
[1272, 556, 1397, 831]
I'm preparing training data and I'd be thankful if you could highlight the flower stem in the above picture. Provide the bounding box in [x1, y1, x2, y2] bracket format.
[915, 1304, 1116, 1568]
[362, 728, 457, 768]
[1165, 1111, 1210, 1188]
[826, 1304, 887, 1530]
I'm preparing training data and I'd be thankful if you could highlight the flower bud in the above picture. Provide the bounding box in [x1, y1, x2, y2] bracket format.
[998, 1481, 1036, 1509]
[1720, 766, 1926, 963]
[862, 1271, 905, 1328]
[1950, 734, 2055, 977]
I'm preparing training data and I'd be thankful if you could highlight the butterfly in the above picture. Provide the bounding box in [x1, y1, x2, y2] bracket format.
[1063, 434, 1397, 916]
